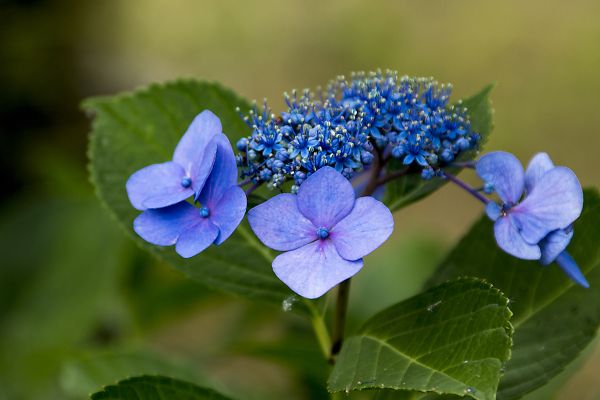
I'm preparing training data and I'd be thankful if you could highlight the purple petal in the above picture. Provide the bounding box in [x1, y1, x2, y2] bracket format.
[524, 152, 554, 194]
[197, 134, 239, 206]
[173, 111, 221, 194]
[272, 240, 363, 299]
[476, 151, 524, 204]
[297, 166, 355, 228]
[126, 162, 193, 210]
[175, 217, 219, 258]
[494, 216, 541, 260]
[210, 186, 247, 245]
[485, 202, 502, 222]
[540, 228, 573, 265]
[248, 193, 317, 251]
[330, 197, 394, 260]
[511, 167, 583, 244]
[133, 202, 198, 245]
[555, 252, 589, 288]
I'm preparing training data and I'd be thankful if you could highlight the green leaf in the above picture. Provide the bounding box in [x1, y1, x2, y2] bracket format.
[60, 349, 200, 398]
[90, 375, 233, 400]
[328, 278, 512, 400]
[85, 80, 292, 305]
[429, 188, 600, 399]
[383, 84, 494, 212]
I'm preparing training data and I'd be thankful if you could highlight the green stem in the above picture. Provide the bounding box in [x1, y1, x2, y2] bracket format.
[304, 300, 332, 359]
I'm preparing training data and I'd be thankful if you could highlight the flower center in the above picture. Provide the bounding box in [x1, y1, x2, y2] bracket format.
[316, 227, 329, 240]
[180, 177, 192, 188]
[199, 206, 210, 218]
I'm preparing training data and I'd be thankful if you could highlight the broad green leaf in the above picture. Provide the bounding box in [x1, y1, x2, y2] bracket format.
[90, 375, 233, 400]
[383, 84, 494, 211]
[328, 278, 512, 400]
[85, 80, 292, 305]
[429, 189, 600, 399]
[60, 350, 200, 398]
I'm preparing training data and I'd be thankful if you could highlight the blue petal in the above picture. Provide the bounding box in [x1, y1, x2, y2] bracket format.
[330, 197, 394, 261]
[126, 162, 192, 210]
[272, 240, 363, 299]
[297, 166, 355, 228]
[133, 202, 198, 245]
[524, 152, 554, 194]
[210, 185, 247, 245]
[248, 193, 317, 251]
[485, 202, 502, 222]
[494, 216, 541, 260]
[476, 151, 525, 204]
[197, 134, 239, 205]
[175, 217, 219, 258]
[173, 110, 221, 195]
[555, 251, 589, 288]
[539, 228, 573, 265]
[512, 167, 583, 244]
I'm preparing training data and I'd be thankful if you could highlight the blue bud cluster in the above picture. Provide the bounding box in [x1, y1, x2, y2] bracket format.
[236, 71, 479, 189]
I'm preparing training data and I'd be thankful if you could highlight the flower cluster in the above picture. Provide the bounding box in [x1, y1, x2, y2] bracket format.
[236, 71, 480, 190]
[126, 110, 247, 258]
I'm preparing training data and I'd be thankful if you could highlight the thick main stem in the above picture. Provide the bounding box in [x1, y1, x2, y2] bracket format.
[329, 145, 383, 362]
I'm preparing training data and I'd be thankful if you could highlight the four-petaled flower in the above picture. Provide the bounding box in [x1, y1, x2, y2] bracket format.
[248, 167, 394, 298]
[477, 151, 588, 287]
[127, 111, 246, 258]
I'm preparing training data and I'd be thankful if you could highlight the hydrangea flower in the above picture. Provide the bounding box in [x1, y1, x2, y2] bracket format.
[128, 112, 247, 258]
[476, 151, 588, 287]
[236, 71, 479, 190]
[126, 110, 221, 210]
[248, 167, 394, 298]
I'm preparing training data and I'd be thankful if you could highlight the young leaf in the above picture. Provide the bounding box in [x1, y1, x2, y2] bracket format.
[429, 188, 600, 399]
[383, 84, 494, 211]
[328, 278, 512, 400]
[90, 375, 232, 400]
[85, 80, 292, 305]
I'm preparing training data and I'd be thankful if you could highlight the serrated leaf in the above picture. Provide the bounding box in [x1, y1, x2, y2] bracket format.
[85, 80, 293, 305]
[429, 189, 600, 399]
[90, 375, 233, 400]
[383, 84, 494, 211]
[328, 278, 512, 400]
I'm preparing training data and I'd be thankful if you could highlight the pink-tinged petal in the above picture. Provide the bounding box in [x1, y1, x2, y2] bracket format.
[330, 197, 394, 260]
[540, 228, 573, 265]
[494, 216, 541, 260]
[197, 134, 239, 206]
[476, 151, 524, 204]
[248, 193, 317, 251]
[297, 166, 355, 228]
[133, 202, 198, 245]
[511, 167, 583, 244]
[126, 162, 192, 210]
[173, 111, 221, 194]
[525, 152, 554, 194]
[210, 186, 247, 245]
[175, 218, 219, 258]
[272, 240, 363, 299]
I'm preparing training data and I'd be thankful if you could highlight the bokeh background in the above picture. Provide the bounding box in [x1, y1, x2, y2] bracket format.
[2, 1, 600, 399]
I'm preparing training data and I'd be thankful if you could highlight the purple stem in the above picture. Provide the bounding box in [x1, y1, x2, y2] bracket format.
[245, 182, 261, 196]
[238, 178, 252, 187]
[442, 171, 489, 205]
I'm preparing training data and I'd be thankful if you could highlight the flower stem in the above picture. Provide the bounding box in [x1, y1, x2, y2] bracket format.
[304, 300, 332, 359]
[245, 181, 261, 196]
[329, 278, 351, 362]
[442, 171, 489, 205]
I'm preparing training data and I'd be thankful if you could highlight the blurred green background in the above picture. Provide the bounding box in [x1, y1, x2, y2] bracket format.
[2, 0, 600, 399]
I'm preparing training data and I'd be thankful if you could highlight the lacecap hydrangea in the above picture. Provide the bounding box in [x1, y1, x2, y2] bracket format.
[235, 70, 480, 191]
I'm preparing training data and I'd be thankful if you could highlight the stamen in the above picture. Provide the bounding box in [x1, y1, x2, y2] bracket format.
[199, 206, 210, 218]
[316, 227, 330, 240]
[181, 177, 192, 188]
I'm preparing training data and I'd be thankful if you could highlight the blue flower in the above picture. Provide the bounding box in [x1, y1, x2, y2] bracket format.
[476, 151, 588, 287]
[128, 112, 247, 258]
[248, 167, 394, 298]
[126, 110, 221, 210]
